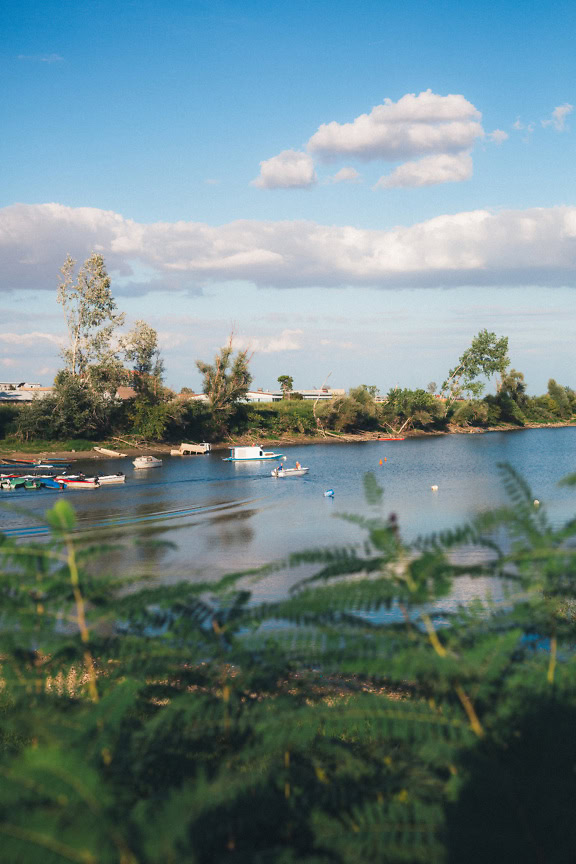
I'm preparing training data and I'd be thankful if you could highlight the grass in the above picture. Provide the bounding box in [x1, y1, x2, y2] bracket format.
[0, 437, 96, 454]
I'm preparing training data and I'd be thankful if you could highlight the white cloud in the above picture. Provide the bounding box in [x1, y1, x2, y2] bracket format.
[329, 167, 361, 184]
[0, 332, 66, 347]
[236, 329, 304, 353]
[307, 90, 483, 162]
[375, 152, 473, 189]
[542, 103, 574, 131]
[251, 150, 317, 189]
[513, 118, 535, 135]
[4, 202, 576, 292]
[0, 358, 17, 368]
[487, 129, 508, 144]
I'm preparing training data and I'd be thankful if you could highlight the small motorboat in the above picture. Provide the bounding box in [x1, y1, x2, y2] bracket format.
[55, 475, 100, 489]
[271, 466, 309, 478]
[133, 455, 163, 469]
[95, 473, 126, 484]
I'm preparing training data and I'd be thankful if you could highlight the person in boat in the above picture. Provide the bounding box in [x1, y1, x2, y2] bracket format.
[277, 463, 283, 472]
[295, 461, 301, 469]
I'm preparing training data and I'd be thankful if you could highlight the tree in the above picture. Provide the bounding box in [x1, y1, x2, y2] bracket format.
[124, 320, 165, 402]
[382, 387, 444, 434]
[441, 330, 509, 404]
[277, 375, 294, 398]
[196, 334, 252, 420]
[427, 381, 437, 395]
[57, 253, 125, 395]
[547, 378, 572, 419]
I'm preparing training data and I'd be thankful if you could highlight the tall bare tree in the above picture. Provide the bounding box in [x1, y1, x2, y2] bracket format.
[57, 253, 125, 393]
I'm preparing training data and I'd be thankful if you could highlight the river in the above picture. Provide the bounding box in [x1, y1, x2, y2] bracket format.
[1, 429, 575, 598]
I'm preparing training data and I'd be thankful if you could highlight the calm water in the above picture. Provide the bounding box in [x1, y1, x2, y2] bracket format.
[1, 429, 575, 597]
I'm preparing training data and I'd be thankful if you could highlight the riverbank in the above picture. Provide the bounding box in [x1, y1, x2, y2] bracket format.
[1, 419, 574, 463]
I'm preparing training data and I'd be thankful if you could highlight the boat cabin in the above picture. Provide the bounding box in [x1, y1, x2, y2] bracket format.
[224, 446, 283, 461]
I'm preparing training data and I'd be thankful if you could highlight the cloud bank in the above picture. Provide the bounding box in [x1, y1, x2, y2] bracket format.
[2, 202, 576, 294]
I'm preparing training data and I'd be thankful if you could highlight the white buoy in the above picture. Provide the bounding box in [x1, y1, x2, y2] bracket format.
[324, 489, 334, 498]
[533, 499, 540, 507]
[431, 485, 439, 492]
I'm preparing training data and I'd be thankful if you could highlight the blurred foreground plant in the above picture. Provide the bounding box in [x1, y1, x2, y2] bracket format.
[1, 465, 576, 863]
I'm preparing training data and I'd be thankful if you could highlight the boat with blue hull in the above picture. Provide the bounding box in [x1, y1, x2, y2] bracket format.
[223, 446, 284, 462]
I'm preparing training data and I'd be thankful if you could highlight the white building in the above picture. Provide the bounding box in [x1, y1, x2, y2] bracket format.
[0, 382, 54, 403]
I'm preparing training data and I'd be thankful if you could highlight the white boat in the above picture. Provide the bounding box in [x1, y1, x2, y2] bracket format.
[271, 466, 309, 477]
[95, 473, 126, 484]
[223, 446, 284, 462]
[170, 442, 212, 456]
[133, 455, 163, 469]
[55, 476, 100, 489]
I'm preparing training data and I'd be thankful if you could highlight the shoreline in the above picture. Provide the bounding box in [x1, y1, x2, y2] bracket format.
[1, 420, 574, 462]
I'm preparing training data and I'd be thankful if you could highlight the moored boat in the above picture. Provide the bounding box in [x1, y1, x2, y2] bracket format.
[223, 446, 284, 462]
[95, 473, 126, 484]
[54, 475, 100, 489]
[133, 455, 163, 469]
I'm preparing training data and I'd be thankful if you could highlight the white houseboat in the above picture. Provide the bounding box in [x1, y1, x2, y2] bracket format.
[223, 446, 284, 462]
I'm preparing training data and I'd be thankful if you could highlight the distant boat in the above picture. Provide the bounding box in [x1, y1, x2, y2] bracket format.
[96, 473, 126, 484]
[224, 446, 283, 462]
[170, 442, 212, 456]
[378, 437, 405, 441]
[271, 466, 309, 478]
[133, 455, 163, 469]
[55, 476, 100, 489]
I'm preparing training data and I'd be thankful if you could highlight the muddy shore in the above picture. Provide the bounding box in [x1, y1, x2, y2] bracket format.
[1, 421, 573, 463]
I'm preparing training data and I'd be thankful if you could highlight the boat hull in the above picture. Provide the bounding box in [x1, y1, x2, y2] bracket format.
[271, 467, 309, 477]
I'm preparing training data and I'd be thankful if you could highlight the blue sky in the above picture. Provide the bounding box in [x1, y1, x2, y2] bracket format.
[1, 0, 575, 393]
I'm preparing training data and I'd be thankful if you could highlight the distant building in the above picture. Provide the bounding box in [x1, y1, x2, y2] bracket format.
[0, 382, 54, 403]
[242, 387, 346, 403]
[115, 386, 138, 400]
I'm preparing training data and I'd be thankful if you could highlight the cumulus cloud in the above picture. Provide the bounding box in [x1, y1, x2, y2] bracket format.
[542, 103, 574, 131]
[3, 202, 576, 292]
[251, 150, 317, 189]
[328, 167, 361, 184]
[487, 129, 508, 144]
[375, 152, 473, 189]
[307, 90, 483, 162]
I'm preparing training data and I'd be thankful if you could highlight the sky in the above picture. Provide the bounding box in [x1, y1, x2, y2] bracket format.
[1, 0, 576, 394]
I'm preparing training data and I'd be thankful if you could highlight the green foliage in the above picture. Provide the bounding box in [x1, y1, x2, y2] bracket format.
[14, 374, 123, 441]
[0, 404, 18, 439]
[382, 388, 445, 432]
[278, 374, 294, 396]
[123, 320, 165, 402]
[2, 468, 576, 861]
[442, 330, 510, 403]
[196, 334, 252, 435]
[57, 253, 125, 389]
[318, 385, 381, 433]
[547, 379, 573, 420]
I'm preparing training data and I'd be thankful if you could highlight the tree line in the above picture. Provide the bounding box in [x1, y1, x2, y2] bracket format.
[2, 254, 574, 444]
